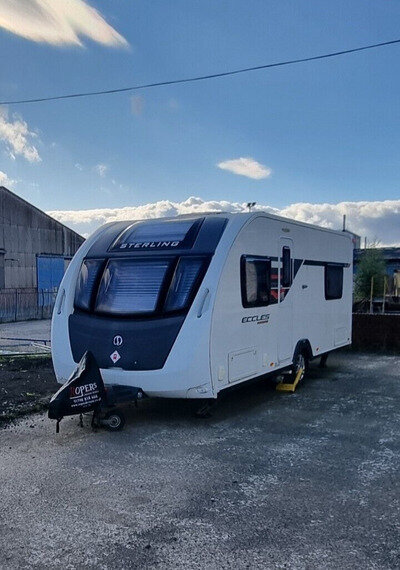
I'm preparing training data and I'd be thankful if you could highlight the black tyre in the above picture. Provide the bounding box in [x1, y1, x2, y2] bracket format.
[103, 410, 125, 431]
[291, 351, 308, 384]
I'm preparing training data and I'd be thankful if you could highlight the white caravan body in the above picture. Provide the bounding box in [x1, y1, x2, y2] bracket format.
[52, 213, 353, 399]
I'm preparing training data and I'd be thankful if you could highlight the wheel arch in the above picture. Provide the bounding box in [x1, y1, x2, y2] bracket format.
[293, 339, 313, 362]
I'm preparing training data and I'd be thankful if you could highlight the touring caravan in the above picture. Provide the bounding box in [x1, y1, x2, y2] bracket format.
[51, 212, 353, 400]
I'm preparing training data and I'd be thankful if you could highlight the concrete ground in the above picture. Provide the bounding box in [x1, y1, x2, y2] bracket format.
[0, 319, 51, 354]
[0, 351, 399, 569]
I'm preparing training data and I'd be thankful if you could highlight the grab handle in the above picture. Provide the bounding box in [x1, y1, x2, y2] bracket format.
[197, 288, 210, 318]
[56, 288, 66, 315]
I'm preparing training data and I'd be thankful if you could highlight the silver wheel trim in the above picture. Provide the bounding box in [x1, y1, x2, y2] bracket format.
[107, 415, 121, 428]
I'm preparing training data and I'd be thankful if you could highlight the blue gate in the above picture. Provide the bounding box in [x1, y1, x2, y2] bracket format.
[37, 256, 65, 306]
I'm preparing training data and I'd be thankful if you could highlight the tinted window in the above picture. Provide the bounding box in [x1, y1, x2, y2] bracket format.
[95, 259, 170, 315]
[325, 265, 343, 300]
[74, 259, 103, 311]
[164, 257, 205, 312]
[241, 256, 271, 308]
[281, 246, 292, 287]
[123, 220, 194, 243]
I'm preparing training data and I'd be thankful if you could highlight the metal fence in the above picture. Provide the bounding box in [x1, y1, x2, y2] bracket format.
[0, 288, 58, 323]
[352, 313, 400, 352]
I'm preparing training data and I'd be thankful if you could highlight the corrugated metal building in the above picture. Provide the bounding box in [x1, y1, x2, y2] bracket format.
[0, 186, 84, 321]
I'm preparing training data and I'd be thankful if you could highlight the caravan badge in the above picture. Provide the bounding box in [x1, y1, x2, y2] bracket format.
[113, 335, 123, 346]
[242, 314, 270, 324]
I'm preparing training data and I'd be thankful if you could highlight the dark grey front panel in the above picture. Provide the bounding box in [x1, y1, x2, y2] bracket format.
[86, 216, 228, 258]
[69, 312, 185, 370]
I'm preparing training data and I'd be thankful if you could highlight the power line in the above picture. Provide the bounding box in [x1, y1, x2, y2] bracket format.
[1, 38, 399, 106]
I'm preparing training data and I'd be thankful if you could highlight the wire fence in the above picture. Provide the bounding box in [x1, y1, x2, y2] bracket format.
[0, 288, 58, 323]
[353, 274, 400, 314]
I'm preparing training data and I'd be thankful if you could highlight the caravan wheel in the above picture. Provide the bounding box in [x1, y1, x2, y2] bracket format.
[291, 351, 308, 384]
[102, 410, 125, 431]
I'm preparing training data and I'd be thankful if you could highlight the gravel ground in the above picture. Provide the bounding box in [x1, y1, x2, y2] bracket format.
[0, 351, 399, 569]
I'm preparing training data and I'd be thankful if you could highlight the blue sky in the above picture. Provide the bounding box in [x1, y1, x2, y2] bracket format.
[0, 0, 399, 242]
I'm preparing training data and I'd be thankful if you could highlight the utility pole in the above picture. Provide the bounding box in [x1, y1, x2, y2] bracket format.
[369, 276, 374, 314]
[382, 275, 387, 314]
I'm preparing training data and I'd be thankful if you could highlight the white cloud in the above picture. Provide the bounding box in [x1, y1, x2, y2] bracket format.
[217, 157, 272, 180]
[0, 0, 127, 47]
[131, 95, 144, 116]
[0, 169, 15, 187]
[46, 196, 400, 246]
[94, 163, 108, 177]
[75, 163, 83, 171]
[280, 200, 400, 246]
[0, 106, 41, 162]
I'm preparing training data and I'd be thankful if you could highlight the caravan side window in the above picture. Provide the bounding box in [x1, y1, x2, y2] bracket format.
[241, 256, 271, 308]
[325, 264, 343, 300]
[281, 246, 292, 287]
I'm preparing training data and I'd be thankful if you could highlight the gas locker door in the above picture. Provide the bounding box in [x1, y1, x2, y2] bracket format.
[277, 238, 294, 362]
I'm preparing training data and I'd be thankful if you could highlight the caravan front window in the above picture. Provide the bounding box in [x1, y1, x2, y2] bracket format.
[74, 259, 103, 311]
[122, 220, 194, 243]
[95, 259, 170, 315]
[164, 257, 205, 312]
[75, 254, 210, 316]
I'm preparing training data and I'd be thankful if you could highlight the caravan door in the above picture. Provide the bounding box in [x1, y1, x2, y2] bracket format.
[277, 238, 293, 362]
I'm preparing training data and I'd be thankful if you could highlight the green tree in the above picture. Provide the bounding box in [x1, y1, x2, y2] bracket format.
[354, 247, 386, 301]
